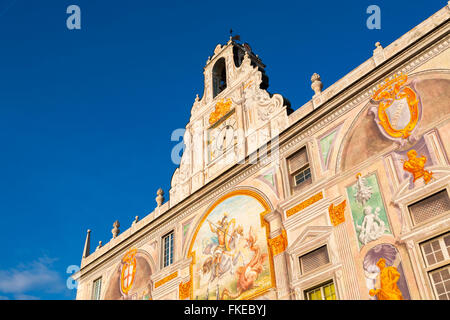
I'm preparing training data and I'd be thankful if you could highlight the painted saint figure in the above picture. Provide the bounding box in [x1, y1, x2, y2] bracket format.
[201, 213, 244, 299]
[369, 258, 403, 300]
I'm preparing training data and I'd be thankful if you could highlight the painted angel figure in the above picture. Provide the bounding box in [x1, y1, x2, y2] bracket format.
[356, 206, 386, 245]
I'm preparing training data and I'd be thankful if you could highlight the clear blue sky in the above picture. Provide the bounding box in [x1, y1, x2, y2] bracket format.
[0, 0, 445, 300]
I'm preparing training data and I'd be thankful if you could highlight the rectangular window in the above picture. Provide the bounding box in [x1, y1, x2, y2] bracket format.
[408, 190, 450, 225]
[287, 147, 312, 193]
[305, 280, 336, 300]
[429, 266, 450, 300]
[162, 231, 174, 268]
[294, 167, 312, 186]
[299, 245, 330, 275]
[91, 277, 102, 300]
[420, 233, 450, 267]
[420, 232, 450, 300]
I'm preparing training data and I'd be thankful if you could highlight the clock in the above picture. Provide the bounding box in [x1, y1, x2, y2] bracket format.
[207, 113, 237, 162]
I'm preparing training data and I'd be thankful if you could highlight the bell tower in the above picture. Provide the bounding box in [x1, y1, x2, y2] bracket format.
[169, 37, 292, 207]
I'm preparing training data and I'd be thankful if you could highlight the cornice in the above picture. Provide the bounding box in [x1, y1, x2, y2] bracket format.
[77, 16, 450, 279]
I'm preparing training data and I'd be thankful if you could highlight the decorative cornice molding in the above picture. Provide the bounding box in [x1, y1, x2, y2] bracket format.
[78, 21, 450, 279]
[286, 192, 324, 218]
[154, 271, 178, 289]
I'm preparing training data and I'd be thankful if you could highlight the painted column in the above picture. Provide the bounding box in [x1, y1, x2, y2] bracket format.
[265, 209, 290, 300]
[329, 200, 361, 299]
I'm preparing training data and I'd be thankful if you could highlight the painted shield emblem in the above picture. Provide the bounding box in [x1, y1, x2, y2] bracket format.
[120, 248, 137, 295]
[385, 97, 411, 131]
[369, 73, 420, 142]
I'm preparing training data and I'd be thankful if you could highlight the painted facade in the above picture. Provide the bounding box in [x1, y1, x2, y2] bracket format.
[74, 4, 450, 300]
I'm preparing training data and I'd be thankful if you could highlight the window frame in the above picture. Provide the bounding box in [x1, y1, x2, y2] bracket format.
[304, 279, 337, 300]
[298, 244, 331, 276]
[162, 230, 175, 269]
[284, 144, 313, 196]
[293, 166, 312, 187]
[91, 277, 102, 300]
[419, 232, 450, 300]
[407, 189, 450, 227]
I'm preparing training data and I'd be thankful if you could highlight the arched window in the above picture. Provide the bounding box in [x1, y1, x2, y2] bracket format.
[233, 46, 245, 68]
[212, 58, 227, 98]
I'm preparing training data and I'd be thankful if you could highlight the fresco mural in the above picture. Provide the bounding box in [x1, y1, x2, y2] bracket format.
[188, 190, 274, 300]
[346, 173, 392, 248]
[363, 243, 411, 300]
[104, 248, 152, 300]
[368, 73, 422, 146]
[318, 125, 341, 170]
[390, 137, 434, 188]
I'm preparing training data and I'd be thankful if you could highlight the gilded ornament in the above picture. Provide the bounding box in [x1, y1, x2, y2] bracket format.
[286, 192, 324, 218]
[268, 230, 288, 256]
[370, 73, 419, 140]
[328, 200, 346, 227]
[369, 258, 403, 300]
[120, 248, 137, 295]
[209, 98, 232, 125]
[179, 280, 192, 300]
[402, 149, 433, 184]
[155, 271, 178, 289]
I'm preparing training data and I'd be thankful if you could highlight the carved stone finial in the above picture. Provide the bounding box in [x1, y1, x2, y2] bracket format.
[373, 42, 385, 66]
[96, 241, 103, 251]
[112, 220, 120, 239]
[132, 216, 139, 226]
[195, 94, 199, 102]
[156, 188, 165, 207]
[311, 73, 323, 95]
[214, 44, 222, 55]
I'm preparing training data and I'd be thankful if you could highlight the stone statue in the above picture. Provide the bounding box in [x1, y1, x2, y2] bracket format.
[369, 258, 403, 300]
[354, 174, 373, 206]
[356, 206, 386, 245]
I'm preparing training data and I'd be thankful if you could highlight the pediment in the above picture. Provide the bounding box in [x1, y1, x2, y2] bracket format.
[286, 225, 333, 255]
[392, 165, 450, 206]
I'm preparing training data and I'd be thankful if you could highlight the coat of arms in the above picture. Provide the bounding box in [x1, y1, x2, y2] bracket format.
[369, 73, 421, 145]
[120, 248, 137, 295]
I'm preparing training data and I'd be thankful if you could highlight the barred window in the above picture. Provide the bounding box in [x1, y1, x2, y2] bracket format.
[305, 280, 336, 300]
[422, 238, 445, 266]
[92, 277, 102, 300]
[408, 190, 450, 225]
[162, 231, 174, 268]
[299, 245, 330, 275]
[429, 266, 450, 300]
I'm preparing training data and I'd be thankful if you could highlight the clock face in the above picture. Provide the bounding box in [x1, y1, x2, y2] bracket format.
[208, 113, 237, 162]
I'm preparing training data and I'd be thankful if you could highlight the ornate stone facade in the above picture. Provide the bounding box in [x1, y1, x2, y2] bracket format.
[74, 4, 450, 300]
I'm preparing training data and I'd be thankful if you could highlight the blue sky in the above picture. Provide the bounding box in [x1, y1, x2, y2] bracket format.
[0, 0, 445, 300]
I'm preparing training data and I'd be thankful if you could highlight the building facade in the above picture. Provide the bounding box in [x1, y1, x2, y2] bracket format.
[74, 4, 450, 300]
